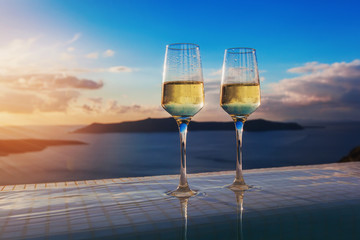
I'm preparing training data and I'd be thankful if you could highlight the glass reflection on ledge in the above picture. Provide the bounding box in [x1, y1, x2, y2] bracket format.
[232, 189, 245, 240]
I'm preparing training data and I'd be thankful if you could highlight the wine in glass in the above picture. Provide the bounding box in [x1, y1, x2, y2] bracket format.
[161, 43, 204, 197]
[220, 48, 261, 190]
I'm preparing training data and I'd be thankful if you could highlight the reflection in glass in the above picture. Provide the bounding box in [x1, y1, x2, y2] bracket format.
[162, 43, 204, 197]
[220, 48, 261, 190]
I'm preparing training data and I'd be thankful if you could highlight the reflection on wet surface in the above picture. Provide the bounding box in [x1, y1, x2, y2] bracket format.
[0, 162, 360, 239]
[233, 189, 244, 240]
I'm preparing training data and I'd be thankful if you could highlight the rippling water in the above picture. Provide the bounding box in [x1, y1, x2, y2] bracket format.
[0, 122, 359, 185]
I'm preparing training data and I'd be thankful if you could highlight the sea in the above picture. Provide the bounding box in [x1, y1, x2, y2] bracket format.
[0, 122, 359, 185]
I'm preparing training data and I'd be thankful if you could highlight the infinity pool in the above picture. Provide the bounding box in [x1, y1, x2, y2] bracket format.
[0, 162, 359, 239]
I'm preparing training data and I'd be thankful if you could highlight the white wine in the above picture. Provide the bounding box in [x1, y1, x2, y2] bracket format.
[162, 81, 204, 117]
[220, 83, 260, 117]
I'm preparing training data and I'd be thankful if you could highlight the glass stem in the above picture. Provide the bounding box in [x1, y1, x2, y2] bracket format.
[176, 119, 190, 188]
[233, 117, 247, 185]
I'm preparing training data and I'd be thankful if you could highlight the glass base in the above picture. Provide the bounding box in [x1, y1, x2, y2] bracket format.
[227, 180, 251, 191]
[167, 185, 197, 197]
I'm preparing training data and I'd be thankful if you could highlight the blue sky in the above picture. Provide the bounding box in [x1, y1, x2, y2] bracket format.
[0, 0, 359, 124]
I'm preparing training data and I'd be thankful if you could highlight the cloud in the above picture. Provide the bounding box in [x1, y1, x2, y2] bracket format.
[107, 66, 133, 73]
[103, 49, 115, 57]
[0, 74, 103, 90]
[53, 76, 103, 89]
[209, 68, 267, 77]
[60, 52, 75, 61]
[0, 90, 80, 114]
[66, 33, 81, 44]
[287, 61, 330, 74]
[88, 97, 103, 104]
[53, 66, 134, 74]
[82, 104, 95, 113]
[198, 59, 360, 122]
[105, 100, 162, 114]
[210, 69, 222, 76]
[115, 105, 163, 114]
[87, 49, 115, 59]
[85, 52, 99, 59]
[38, 90, 80, 112]
[0, 37, 134, 77]
[80, 98, 162, 115]
[108, 102, 141, 114]
[0, 73, 102, 113]
[62, 66, 134, 73]
[9, 37, 38, 50]
[258, 59, 360, 120]
[0, 92, 41, 113]
[0, 37, 40, 74]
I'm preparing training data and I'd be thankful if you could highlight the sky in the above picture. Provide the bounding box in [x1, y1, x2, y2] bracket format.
[0, 0, 359, 125]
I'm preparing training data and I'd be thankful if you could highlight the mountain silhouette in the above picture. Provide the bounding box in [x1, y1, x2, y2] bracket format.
[73, 118, 303, 133]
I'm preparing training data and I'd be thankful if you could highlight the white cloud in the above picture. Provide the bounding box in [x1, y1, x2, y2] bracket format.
[103, 49, 115, 57]
[107, 66, 133, 73]
[66, 33, 81, 44]
[85, 52, 99, 59]
[67, 47, 75, 52]
[287, 61, 330, 74]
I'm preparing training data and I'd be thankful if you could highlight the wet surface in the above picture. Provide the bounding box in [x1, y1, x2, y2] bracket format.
[0, 162, 360, 239]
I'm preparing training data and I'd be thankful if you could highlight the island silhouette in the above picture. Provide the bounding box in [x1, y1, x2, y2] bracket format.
[73, 118, 304, 133]
[0, 139, 87, 156]
[340, 146, 360, 162]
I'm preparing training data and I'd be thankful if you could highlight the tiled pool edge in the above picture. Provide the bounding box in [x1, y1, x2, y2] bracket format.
[1, 162, 359, 191]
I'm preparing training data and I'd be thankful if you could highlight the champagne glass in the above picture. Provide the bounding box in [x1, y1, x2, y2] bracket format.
[220, 48, 261, 190]
[161, 43, 204, 197]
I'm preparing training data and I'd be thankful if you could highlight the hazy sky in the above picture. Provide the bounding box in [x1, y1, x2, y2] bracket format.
[0, 0, 359, 125]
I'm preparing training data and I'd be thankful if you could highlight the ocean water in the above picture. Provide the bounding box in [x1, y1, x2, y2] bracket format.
[0, 122, 359, 185]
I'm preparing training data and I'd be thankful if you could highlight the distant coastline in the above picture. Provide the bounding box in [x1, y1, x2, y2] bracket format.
[73, 118, 304, 134]
[0, 139, 87, 156]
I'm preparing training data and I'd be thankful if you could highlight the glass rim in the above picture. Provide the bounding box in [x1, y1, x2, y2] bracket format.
[166, 43, 200, 50]
[226, 47, 256, 54]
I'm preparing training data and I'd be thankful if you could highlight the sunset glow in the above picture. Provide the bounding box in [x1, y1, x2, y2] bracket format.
[0, 0, 359, 125]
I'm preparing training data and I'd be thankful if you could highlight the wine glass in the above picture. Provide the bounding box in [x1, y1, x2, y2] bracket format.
[161, 43, 204, 197]
[220, 47, 261, 190]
